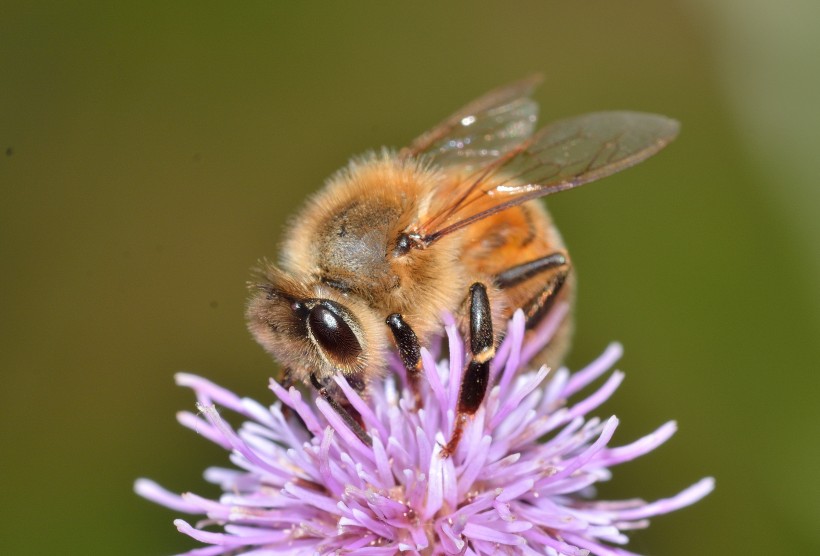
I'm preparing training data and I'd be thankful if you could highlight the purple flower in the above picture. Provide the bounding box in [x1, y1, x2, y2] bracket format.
[136, 305, 713, 555]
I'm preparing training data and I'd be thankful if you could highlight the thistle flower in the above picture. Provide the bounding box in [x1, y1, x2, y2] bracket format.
[136, 306, 713, 555]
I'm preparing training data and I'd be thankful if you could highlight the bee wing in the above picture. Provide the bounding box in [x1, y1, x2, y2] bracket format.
[402, 75, 543, 167]
[414, 111, 680, 244]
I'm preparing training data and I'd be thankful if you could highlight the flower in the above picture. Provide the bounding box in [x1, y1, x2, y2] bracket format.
[136, 305, 713, 555]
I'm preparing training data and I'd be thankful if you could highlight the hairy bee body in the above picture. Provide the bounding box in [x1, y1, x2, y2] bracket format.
[248, 153, 572, 389]
[246, 77, 677, 435]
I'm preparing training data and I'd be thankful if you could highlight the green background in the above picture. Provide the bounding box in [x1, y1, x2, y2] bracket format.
[2, 2, 818, 554]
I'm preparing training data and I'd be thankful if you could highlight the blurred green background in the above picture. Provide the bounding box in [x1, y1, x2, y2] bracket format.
[2, 2, 818, 554]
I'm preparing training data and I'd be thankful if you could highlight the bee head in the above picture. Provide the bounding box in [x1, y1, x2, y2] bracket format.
[246, 266, 386, 388]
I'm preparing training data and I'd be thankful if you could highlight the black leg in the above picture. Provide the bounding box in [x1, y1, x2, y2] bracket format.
[493, 251, 571, 330]
[386, 313, 424, 401]
[443, 282, 494, 458]
[494, 252, 567, 289]
[279, 367, 299, 423]
[522, 268, 569, 329]
[310, 372, 372, 446]
[468, 283, 494, 364]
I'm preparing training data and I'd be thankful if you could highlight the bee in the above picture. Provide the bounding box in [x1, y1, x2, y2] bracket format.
[247, 76, 678, 454]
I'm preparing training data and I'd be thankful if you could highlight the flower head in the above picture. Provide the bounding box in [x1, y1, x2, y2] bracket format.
[136, 306, 713, 555]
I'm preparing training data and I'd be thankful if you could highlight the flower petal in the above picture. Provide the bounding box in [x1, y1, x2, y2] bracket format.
[141, 314, 710, 556]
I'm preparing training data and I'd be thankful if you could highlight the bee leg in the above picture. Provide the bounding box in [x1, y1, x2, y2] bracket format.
[442, 282, 494, 458]
[495, 252, 568, 289]
[279, 367, 299, 424]
[310, 372, 372, 447]
[494, 252, 571, 329]
[386, 313, 423, 400]
[521, 266, 570, 330]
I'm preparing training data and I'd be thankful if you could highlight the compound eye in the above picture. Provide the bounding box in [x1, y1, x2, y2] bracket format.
[308, 302, 362, 366]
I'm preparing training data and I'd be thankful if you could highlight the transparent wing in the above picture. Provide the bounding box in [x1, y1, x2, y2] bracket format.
[415, 111, 680, 244]
[402, 75, 542, 167]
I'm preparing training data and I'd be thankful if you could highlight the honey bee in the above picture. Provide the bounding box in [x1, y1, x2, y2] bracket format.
[247, 76, 678, 454]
